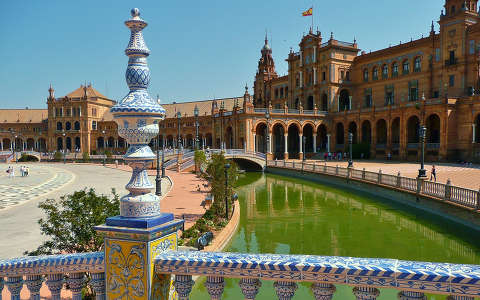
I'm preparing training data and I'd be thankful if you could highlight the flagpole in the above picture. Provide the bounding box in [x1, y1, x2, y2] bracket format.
[311, 4, 314, 31]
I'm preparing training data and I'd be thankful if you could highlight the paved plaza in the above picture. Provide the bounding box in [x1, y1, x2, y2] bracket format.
[0, 163, 166, 258]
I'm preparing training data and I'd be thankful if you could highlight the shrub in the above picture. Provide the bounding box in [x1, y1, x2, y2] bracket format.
[24, 188, 119, 255]
[82, 152, 90, 162]
[18, 154, 38, 162]
[53, 151, 63, 161]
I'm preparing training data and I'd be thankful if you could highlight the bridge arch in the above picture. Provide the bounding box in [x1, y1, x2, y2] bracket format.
[272, 123, 285, 159]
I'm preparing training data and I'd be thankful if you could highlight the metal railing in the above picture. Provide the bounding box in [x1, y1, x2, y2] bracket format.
[268, 161, 480, 211]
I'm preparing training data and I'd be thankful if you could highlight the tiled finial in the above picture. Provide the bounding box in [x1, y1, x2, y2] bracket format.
[109, 9, 166, 218]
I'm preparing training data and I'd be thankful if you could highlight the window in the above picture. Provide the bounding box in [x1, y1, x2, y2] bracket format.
[295, 76, 299, 87]
[435, 48, 440, 62]
[322, 72, 326, 81]
[414, 57, 421, 72]
[340, 70, 345, 80]
[385, 85, 395, 105]
[364, 88, 372, 108]
[451, 5, 455, 14]
[372, 67, 378, 80]
[402, 60, 410, 75]
[363, 69, 369, 82]
[408, 80, 419, 101]
[56, 122, 62, 131]
[74, 121, 80, 130]
[345, 71, 350, 81]
[92, 120, 97, 130]
[470, 40, 476, 55]
[433, 91, 439, 98]
[449, 75, 455, 87]
[392, 62, 399, 77]
[382, 65, 388, 79]
[274, 89, 278, 99]
[65, 122, 71, 130]
[78, 107, 81, 116]
[280, 88, 284, 98]
[92, 108, 97, 116]
[66, 108, 71, 117]
[448, 50, 456, 65]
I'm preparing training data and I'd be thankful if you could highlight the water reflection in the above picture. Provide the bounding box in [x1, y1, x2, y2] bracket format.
[234, 173, 480, 264]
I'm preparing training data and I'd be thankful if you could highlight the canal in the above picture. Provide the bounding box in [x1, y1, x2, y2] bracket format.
[190, 172, 480, 299]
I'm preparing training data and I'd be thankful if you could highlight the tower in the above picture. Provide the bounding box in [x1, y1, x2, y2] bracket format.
[254, 34, 278, 107]
[439, 0, 480, 97]
[48, 84, 55, 100]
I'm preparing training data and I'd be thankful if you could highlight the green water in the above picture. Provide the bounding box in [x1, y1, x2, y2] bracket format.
[190, 173, 480, 299]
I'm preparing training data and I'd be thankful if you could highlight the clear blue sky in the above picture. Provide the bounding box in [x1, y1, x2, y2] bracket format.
[1, 0, 442, 109]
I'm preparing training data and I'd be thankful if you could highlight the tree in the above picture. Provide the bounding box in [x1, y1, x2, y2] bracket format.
[194, 150, 207, 174]
[53, 151, 63, 161]
[203, 152, 238, 218]
[24, 188, 119, 255]
[82, 152, 90, 162]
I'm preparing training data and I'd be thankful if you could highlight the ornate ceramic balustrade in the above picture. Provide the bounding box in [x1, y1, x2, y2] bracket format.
[0, 252, 105, 300]
[154, 250, 480, 300]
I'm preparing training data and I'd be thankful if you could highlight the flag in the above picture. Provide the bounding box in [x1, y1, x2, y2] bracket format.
[302, 7, 313, 16]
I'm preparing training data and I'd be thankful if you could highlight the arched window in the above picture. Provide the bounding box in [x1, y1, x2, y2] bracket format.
[382, 65, 388, 79]
[74, 121, 80, 130]
[345, 71, 350, 81]
[56, 122, 62, 131]
[65, 121, 71, 131]
[402, 60, 410, 75]
[414, 57, 421, 72]
[392, 62, 399, 77]
[372, 67, 378, 80]
[363, 69, 369, 82]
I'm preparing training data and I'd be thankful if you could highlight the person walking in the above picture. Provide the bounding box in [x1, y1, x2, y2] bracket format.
[430, 165, 437, 182]
[9, 166, 14, 178]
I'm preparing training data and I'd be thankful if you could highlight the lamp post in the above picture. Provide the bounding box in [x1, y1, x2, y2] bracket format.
[62, 131, 66, 164]
[418, 125, 427, 178]
[302, 136, 306, 162]
[102, 130, 106, 166]
[161, 142, 165, 178]
[155, 134, 162, 196]
[348, 132, 353, 168]
[224, 163, 230, 220]
[194, 105, 199, 150]
[177, 111, 182, 152]
[265, 109, 270, 162]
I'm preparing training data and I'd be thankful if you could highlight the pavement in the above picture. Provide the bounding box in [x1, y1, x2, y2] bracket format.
[294, 159, 480, 190]
[0, 162, 171, 259]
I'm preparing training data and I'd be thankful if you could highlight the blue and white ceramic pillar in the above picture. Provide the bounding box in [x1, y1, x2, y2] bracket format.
[95, 8, 183, 300]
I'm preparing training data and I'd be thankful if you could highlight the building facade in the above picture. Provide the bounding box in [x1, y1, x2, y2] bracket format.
[2, 0, 480, 162]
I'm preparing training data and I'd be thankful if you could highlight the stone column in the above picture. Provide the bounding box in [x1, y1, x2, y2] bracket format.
[274, 281, 298, 300]
[313, 46, 317, 62]
[313, 67, 317, 84]
[254, 134, 257, 152]
[284, 133, 289, 159]
[327, 134, 331, 153]
[299, 133, 303, 160]
[313, 131, 317, 153]
[300, 71, 303, 88]
[311, 283, 336, 300]
[473, 123, 476, 143]
[95, 8, 184, 300]
[353, 286, 380, 300]
[300, 50, 303, 67]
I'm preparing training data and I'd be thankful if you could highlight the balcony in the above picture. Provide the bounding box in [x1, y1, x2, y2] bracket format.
[407, 143, 419, 149]
[445, 58, 458, 66]
[427, 143, 440, 149]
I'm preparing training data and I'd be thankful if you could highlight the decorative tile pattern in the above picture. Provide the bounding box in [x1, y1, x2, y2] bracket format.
[0, 252, 104, 277]
[109, 8, 165, 219]
[105, 239, 146, 300]
[150, 233, 177, 300]
[154, 251, 480, 297]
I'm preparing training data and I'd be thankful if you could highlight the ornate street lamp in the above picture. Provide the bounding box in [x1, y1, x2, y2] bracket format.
[161, 142, 165, 178]
[418, 125, 427, 178]
[177, 111, 182, 155]
[302, 136, 306, 162]
[62, 131, 66, 164]
[155, 133, 162, 196]
[102, 129, 106, 166]
[194, 105, 199, 150]
[265, 109, 270, 163]
[348, 132, 353, 168]
[224, 163, 230, 220]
